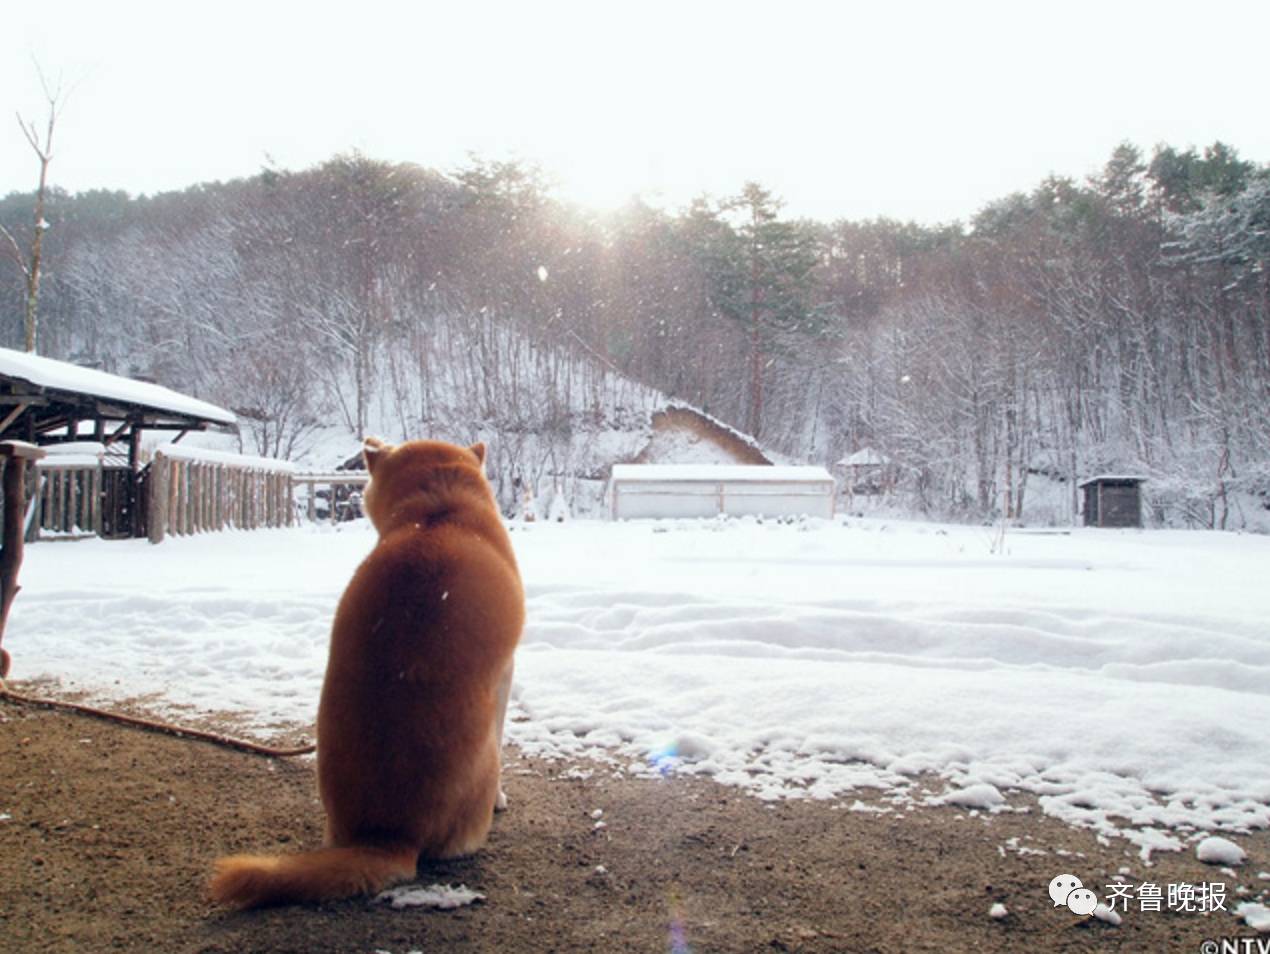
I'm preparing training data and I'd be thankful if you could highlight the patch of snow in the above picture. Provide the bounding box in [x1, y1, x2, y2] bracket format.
[37, 442, 107, 469]
[375, 884, 484, 910]
[1196, 836, 1247, 866]
[847, 800, 892, 814]
[1002, 836, 1047, 857]
[988, 902, 1008, 919]
[1092, 904, 1121, 926]
[1131, 829, 1185, 865]
[929, 783, 1006, 811]
[1236, 902, 1270, 933]
[155, 443, 295, 473]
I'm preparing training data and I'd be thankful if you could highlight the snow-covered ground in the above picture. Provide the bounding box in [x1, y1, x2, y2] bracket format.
[7, 516, 1269, 857]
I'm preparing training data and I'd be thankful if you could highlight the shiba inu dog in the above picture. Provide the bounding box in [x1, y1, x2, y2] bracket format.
[210, 438, 523, 908]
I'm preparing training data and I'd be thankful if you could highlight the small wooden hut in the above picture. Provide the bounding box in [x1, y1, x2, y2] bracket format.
[0, 347, 236, 538]
[1079, 475, 1146, 528]
[836, 447, 890, 495]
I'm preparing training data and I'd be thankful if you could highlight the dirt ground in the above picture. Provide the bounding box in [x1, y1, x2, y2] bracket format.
[1, 699, 1267, 954]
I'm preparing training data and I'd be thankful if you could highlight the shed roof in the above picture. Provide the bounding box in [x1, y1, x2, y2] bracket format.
[838, 447, 887, 467]
[1077, 474, 1147, 488]
[612, 464, 833, 483]
[0, 347, 236, 432]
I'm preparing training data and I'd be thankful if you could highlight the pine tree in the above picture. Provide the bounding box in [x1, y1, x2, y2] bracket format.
[710, 183, 822, 438]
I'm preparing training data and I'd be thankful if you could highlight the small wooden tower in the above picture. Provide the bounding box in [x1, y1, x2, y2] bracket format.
[1079, 475, 1146, 528]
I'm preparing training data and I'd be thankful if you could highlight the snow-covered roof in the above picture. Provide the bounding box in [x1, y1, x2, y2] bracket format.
[155, 442, 295, 473]
[611, 464, 833, 483]
[37, 441, 109, 469]
[1077, 474, 1147, 487]
[838, 448, 887, 467]
[663, 401, 767, 454]
[0, 347, 235, 426]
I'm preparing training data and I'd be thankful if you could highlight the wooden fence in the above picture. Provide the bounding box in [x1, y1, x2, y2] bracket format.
[22, 445, 376, 544]
[36, 464, 104, 538]
[33, 450, 133, 540]
[146, 447, 296, 543]
[293, 473, 370, 524]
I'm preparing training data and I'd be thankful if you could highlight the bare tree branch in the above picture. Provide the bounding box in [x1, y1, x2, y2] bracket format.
[0, 223, 31, 276]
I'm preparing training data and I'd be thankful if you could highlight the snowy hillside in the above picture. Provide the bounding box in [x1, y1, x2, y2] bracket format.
[7, 516, 1269, 857]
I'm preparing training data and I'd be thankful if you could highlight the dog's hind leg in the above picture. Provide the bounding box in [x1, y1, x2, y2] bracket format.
[493, 658, 514, 812]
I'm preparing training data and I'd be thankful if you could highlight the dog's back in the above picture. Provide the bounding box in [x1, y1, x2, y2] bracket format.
[210, 439, 523, 908]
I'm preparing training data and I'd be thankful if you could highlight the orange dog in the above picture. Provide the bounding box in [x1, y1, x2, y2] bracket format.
[210, 438, 524, 908]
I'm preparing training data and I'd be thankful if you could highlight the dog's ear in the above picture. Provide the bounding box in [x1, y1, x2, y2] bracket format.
[469, 442, 487, 467]
[363, 437, 391, 473]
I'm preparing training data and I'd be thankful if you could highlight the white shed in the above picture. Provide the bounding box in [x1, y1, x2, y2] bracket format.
[609, 464, 835, 520]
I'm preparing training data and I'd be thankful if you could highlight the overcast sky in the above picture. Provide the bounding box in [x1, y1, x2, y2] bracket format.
[4, 0, 1268, 225]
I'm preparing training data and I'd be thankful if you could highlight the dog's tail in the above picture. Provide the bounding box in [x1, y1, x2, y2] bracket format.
[209, 842, 417, 909]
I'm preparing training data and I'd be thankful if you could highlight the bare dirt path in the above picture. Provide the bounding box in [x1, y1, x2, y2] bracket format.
[1, 703, 1266, 953]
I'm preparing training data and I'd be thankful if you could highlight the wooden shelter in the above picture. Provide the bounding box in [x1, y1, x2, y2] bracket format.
[1079, 475, 1146, 528]
[0, 348, 236, 538]
[836, 447, 890, 495]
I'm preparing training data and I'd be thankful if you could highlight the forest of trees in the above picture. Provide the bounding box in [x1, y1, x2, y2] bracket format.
[2, 142, 1267, 527]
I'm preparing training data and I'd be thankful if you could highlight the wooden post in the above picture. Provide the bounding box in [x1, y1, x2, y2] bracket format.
[43, 471, 54, 533]
[227, 468, 236, 529]
[177, 462, 188, 536]
[200, 464, 209, 532]
[204, 466, 214, 530]
[148, 452, 169, 544]
[189, 464, 199, 534]
[189, 464, 196, 534]
[50, 471, 61, 532]
[215, 467, 224, 531]
[189, 464, 198, 534]
[67, 471, 80, 532]
[90, 467, 103, 537]
[170, 462, 180, 536]
[168, 460, 181, 536]
[127, 426, 142, 538]
[0, 441, 47, 678]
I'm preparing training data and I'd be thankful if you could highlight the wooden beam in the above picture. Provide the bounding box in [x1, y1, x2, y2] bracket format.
[0, 403, 29, 437]
[0, 440, 46, 677]
[101, 421, 131, 447]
